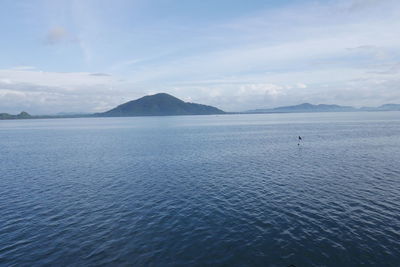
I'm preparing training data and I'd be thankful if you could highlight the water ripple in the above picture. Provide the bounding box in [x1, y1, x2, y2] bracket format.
[1, 113, 400, 266]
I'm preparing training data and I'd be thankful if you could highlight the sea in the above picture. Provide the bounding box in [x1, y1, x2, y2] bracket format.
[1, 112, 399, 266]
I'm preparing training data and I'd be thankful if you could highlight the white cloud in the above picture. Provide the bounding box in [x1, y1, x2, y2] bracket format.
[236, 83, 284, 97]
[347, 45, 391, 60]
[0, 78, 12, 84]
[0, 89, 26, 97]
[0, 69, 130, 114]
[296, 83, 307, 89]
[10, 66, 37, 71]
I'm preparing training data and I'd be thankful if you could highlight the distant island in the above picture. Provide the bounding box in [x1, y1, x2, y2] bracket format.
[97, 93, 225, 117]
[245, 103, 400, 114]
[1, 93, 400, 120]
[0, 111, 32, 120]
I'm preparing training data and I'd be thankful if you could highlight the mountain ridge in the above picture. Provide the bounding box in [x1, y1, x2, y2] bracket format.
[245, 103, 400, 113]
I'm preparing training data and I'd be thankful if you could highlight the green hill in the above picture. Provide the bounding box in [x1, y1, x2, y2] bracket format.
[0, 111, 32, 120]
[98, 93, 225, 117]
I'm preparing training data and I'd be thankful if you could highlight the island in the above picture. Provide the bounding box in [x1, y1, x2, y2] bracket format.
[0, 111, 32, 120]
[97, 93, 225, 117]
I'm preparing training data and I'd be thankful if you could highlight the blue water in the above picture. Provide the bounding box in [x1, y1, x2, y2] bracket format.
[1, 112, 400, 266]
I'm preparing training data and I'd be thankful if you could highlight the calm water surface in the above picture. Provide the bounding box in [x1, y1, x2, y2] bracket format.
[1, 112, 400, 266]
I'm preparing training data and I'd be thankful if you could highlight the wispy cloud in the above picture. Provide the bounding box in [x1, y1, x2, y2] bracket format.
[45, 26, 71, 44]
[346, 0, 395, 12]
[10, 66, 37, 71]
[89, 73, 111, 77]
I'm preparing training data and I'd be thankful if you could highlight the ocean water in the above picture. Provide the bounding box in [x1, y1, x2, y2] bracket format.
[1, 112, 400, 266]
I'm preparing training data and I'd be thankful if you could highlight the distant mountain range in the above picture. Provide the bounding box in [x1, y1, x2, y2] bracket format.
[1, 94, 400, 120]
[97, 93, 225, 117]
[245, 103, 400, 113]
[359, 104, 400, 111]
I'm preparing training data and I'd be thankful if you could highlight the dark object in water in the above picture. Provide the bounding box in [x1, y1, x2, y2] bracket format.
[298, 136, 302, 146]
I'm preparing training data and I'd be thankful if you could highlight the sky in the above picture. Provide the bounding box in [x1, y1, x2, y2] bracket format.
[1, 0, 400, 114]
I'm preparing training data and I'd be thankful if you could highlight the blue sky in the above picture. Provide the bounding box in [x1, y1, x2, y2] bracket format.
[1, 0, 400, 114]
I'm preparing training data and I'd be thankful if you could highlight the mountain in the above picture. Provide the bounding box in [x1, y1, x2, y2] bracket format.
[360, 104, 400, 111]
[246, 103, 356, 113]
[273, 103, 355, 112]
[0, 111, 32, 120]
[377, 104, 400, 111]
[98, 93, 225, 117]
[56, 112, 91, 116]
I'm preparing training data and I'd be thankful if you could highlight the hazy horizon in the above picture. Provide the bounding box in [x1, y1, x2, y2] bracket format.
[3, 92, 400, 116]
[1, 0, 400, 114]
